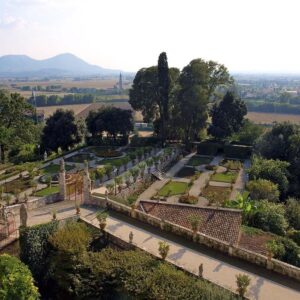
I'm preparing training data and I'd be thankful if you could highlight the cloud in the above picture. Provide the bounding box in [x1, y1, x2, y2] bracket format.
[0, 15, 27, 30]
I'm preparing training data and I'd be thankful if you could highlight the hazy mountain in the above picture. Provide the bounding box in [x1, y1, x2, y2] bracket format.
[0, 53, 123, 77]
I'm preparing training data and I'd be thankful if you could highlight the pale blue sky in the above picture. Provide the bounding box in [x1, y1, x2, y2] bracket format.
[1, 0, 300, 73]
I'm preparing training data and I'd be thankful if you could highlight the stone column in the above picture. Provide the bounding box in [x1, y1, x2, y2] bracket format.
[83, 161, 91, 205]
[59, 159, 66, 201]
[20, 203, 28, 227]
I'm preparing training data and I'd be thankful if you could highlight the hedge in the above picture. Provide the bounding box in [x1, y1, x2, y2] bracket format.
[130, 135, 161, 147]
[224, 144, 252, 159]
[196, 141, 223, 156]
[19, 221, 58, 282]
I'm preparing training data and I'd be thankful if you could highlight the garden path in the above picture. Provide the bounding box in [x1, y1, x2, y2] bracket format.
[12, 201, 300, 300]
[230, 159, 251, 200]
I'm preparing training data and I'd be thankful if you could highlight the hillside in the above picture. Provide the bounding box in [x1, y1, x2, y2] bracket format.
[0, 53, 122, 77]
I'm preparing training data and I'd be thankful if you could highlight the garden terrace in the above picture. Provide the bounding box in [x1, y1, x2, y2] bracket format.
[138, 201, 242, 244]
[201, 185, 231, 205]
[187, 155, 213, 166]
[1, 177, 33, 194]
[158, 181, 189, 197]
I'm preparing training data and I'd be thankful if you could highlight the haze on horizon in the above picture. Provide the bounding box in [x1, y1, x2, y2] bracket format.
[1, 0, 300, 74]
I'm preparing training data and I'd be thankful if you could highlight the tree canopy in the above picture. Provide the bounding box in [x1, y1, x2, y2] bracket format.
[41, 109, 85, 152]
[0, 254, 39, 300]
[209, 91, 247, 140]
[86, 106, 133, 140]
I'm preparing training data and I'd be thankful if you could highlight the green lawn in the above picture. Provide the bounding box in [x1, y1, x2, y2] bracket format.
[34, 185, 59, 197]
[98, 156, 127, 166]
[210, 171, 238, 183]
[158, 181, 189, 196]
[187, 155, 212, 166]
[42, 164, 74, 174]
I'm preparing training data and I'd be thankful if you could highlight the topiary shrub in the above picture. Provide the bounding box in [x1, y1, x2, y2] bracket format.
[197, 141, 222, 156]
[224, 144, 252, 159]
[179, 194, 198, 205]
[0, 254, 40, 300]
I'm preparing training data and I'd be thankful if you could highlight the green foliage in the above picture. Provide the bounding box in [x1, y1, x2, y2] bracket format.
[235, 274, 251, 297]
[19, 221, 58, 282]
[86, 106, 133, 139]
[248, 156, 289, 196]
[246, 179, 280, 202]
[49, 221, 92, 255]
[197, 141, 221, 156]
[41, 109, 84, 152]
[158, 181, 189, 196]
[187, 214, 201, 232]
[266, 239, 285, 257]
[247, 200, 288, 236]
[285, 198, 300, 230]
[179, 194, 199, 205]
[0, 254, 39, 300]
[231, 119, 264, 145]
[211, 171, 238, 183]
[209, 91, 247, 139]
[268, 237, 300, 267]
[287, 230, 300, 246]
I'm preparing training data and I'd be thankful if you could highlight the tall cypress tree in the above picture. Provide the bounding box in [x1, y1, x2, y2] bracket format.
[158, 52, 170, 146]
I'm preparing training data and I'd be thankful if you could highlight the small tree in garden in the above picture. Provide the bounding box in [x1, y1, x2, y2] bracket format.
[45, 175, 52, 188]
[188, 214, 201, 234]
[114, 176, 123, 194]
[113, 160, 123, 175]
[158, 241, 170, 260]
[104, 164, 113, 179]
[129, 152, 136, 164]
[96, 167, 105, 183]
[236, 274, 251, 298]
[130, 167, 140, 182]
[138, 162, 146, 178]
[106, 183, 114, 194]
[122, 156, 130, 170]
[123, 171, 131, 187]
[146, 158, 153, 173]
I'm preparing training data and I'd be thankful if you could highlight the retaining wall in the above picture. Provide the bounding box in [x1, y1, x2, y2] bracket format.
[103, 197, 300, 282]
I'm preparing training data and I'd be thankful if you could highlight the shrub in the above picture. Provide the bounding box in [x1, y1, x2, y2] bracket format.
[236, 274, 251, 297]
[0, 254, 40, 300]
[246, 179, 280, 202]
[188, 214, 201, 232]
[285, 198, 300, 230]
[19, 221, 58, 281]
[270, 237, 300, 267]
[287, 230, 300, 246]
[179, 194, 198, 205]
[247, 200, 288, 235]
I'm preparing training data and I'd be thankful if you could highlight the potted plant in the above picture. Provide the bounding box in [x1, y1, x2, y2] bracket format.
[96, 211, 109, 230]
[158, 241, 170, 260]
[236, 274, 251, 298]
[75, 203, 80, 215]
[52, 209, 57, 220]
[188, 214, 201, 240]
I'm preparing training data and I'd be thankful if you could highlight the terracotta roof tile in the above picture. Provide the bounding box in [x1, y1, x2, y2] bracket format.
[139, 201, 242, 245]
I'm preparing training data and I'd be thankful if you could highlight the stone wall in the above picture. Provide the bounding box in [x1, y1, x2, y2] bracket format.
[102, 196, 300, 282]
[6, 193, 61, 216]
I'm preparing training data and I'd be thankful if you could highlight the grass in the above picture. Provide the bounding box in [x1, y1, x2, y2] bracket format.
[65, 153, 94, 163]
[42, 164, 74, 174]
[98, 156, 127, 166]
[34, 185, 59, 197]
[158, 181, 189, 197]
[187, 155, 212, 166]
[88, 147, 122, 158]
[210, 171, 238, 183]
[201, 185, 231, 205]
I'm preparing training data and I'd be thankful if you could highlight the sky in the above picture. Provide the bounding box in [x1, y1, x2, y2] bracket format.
[1, 0, 300, 73]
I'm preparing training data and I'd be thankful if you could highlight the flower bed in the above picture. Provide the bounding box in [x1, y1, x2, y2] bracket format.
[210, 171, 238, 183]
[187, 155, 213, 166]
[175, 166, 196, 178]
[89, 147, 122, 158]
[201, 185, 231, 205]
[65, 153, 94, 163]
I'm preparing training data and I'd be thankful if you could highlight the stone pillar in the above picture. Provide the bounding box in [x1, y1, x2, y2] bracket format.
[83, 161, 91, 205]
[59, 159, 66, 201]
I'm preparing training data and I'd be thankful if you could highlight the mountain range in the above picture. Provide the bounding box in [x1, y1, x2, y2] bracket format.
[0, 53, 124, 77]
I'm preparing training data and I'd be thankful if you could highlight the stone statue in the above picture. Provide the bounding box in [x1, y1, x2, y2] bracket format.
[129, 231, 134, 244]
[198, 263, 203, 278]
[44, 151, 48, 161]
[20, 203, 28, 227]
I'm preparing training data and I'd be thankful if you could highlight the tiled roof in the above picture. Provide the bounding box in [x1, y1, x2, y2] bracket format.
[139, 201, 242, 245]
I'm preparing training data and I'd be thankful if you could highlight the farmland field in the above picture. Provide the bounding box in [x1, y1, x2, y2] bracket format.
[246, 112, 300, 124]
[38, 104, 90, 118]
